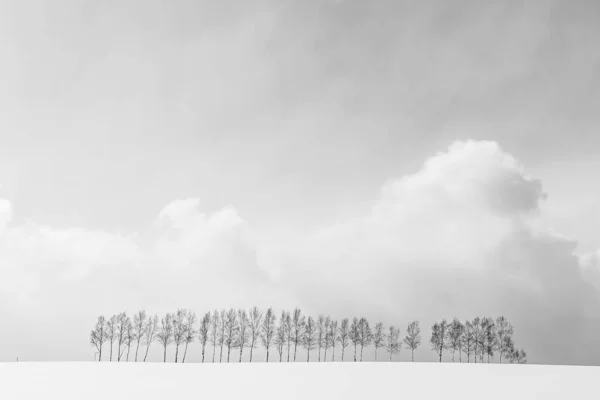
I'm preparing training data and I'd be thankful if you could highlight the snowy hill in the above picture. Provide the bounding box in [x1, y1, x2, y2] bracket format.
[0, 362, 597, 399]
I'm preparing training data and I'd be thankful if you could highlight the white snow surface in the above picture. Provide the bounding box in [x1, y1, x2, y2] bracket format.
[0, 362, 597, 399]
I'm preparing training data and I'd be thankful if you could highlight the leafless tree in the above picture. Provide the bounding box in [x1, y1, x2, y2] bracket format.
[386, 325, 401, 361]
[302, 316, 317, 362]
[403, 321, 421, 362]
[358, 317, 372, 362]
[125, 320, 134, 361]
[209, 309, 219, 363]
[462, 321, 476, 363]
[508, 342, 527, 364]
[328, 320, 338, 361]
[323, 316, 331, 362]
[236, 309, 250, 362]
[224, 308, 239, 363]
[116, 312, 129, 362]
[275, 311, 287, 362]
[316, 315, 325, 362]
[448, 318, 464, 363]
[90, 316, 107, 362]
[132, 310, 147, 362]
[182, 311, 197, 363]
[284, 311, 292, 362]
[106, 315, 117, 362]
[338, 318, 350, 362]
[350, 318, 360, 362]
[247, 306, 263, 363]
[372, 322, 385, 361]
[157, 313, 174, 363]
[261, 307, 276, 362]
[291, 308, 305, 362]
[142, 314, 158, 362]
[430, 319, 449, 363]
[495, 316, 514, 363]
[172, 309, 188, 363]
[481, 317, 496, 363]
[218, 309, 226, 362]
[471, 317, 482, 363]
[198, 312, 211, 363]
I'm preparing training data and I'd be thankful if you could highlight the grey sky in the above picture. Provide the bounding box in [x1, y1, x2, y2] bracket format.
[1, 1, 599, 364]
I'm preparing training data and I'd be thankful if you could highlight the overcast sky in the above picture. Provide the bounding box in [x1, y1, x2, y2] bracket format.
[1, 0, 600, 365]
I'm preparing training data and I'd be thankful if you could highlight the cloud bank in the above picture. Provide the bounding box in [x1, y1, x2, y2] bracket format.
[0, 140, 599, 364]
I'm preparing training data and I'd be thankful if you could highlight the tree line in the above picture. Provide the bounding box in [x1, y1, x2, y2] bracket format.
[90, 308, 527, 364]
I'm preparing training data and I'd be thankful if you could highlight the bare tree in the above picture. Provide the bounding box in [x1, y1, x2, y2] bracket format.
[350, 318, 360, 362]
[386, 325, 401, 361]
[90, 316, 107, 362]
[372, 322, 385, 361]
[358, 318, 372, 362]
[198, 312, 211, 363]
[338, 318, 350, 362]
[172, 309, 187, 363]
[508, 342, 527, 364]
[448, 318, 464, 363]
[482, 317, 496, 363]
[224, 308, 239, 363]
[284, 311, 292, 362]
[209, 309, 219, 363]
[430, 319, 449, 363]
[142, 314, 158, 362]
[316, 315, 325, 362]
[236, 309, 250, 362]
[328, 320, 338, 362]
[462, 321, 476, 363]
[116, 312, 129, 362]
[106, 315, 117, 362]
[125, 320, 134, 361]
[471, 317, 482, 364]
[182, 311, 197, 363]
[302, 316, 317, 362]
[275, 311, 287, 362]
[495, 316, 514, 363]
[132, 310, 147, 362]
[403, 321, 421, 362]
[247, 306, 263, 363]
[157, 313, 174, 363]
[261, 307, 276, 362]
[218, 309, 226, 362]
[291, 308, 305, 362]
[323, 316, 331, 362]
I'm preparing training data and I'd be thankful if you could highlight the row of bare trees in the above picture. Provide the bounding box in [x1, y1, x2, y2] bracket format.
[90, 308, 526, 364]
[430, 317, 527, 364]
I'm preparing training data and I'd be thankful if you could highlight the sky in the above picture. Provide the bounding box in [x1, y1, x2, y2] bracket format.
[0, 0, 600, 364]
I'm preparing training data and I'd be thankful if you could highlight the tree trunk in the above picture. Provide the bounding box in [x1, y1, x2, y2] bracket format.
[227, 345, 231, 363]
[411, 348, 414, 362]
[143, 343, 151, 362]
[163, 345, 167, 363]
[266, 348, 270, 363]
[109, 342, 113, 362]
[219, 344, 223, 363]
[126, 344, 131, 362]
[374, 347, 377, 361]
[182, 342, 189, 363]
[175, 344, 179, 363]
[135, 341, 141, 362]
[307, 349, 310, 362]
[332, 347, 335, 362]
[318, 346, 321, 362]
[341, 347, 345, 362]
[353, 345, 357, 362]
[212, 343, 216, 363]
[99, 347, 102, 362]
[360, 345, 364, 362]
[239, 346, 243, 363]
[250, 338, 255, 362]
[202, 344, 206, 363]
[294, 342, 298, 362]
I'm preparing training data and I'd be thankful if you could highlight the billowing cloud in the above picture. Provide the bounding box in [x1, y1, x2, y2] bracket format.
[279, 140, 600, 365]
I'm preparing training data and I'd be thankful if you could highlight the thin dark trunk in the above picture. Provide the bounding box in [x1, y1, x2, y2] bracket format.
[182, 342, 189, 363]
[175, 344, 179, 363]
[202, 343, 206, 363]
[353, 344, 357, 362]
[390, 351, 392, 362]
[318, 346, 321, 362]
[109, 342, 113, 362]
[374, 347, 377, 361]
[411, 348, 414, 362]
[341, 347, 345, 362]
[163, 345, 167, 363]
[227, 345, 231, 363]
[220, 344, 223, 363]
[126, 344, 131, 362]
[143, 342, 151, 362]
[266, 348, 270, 362]
[239, 346, 243, 362]
[307, 349, 310, 362]
[99, 347, 102, 362]
[294, 342, 298, 362]
[212, 343, 216, 363]
[250, 338, 255, 362]
[360, 345, 364, 362]
[135, 341, 141, 362]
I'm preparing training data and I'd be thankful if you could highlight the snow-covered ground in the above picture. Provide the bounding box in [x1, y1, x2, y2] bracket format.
[0, 362, 597, 399]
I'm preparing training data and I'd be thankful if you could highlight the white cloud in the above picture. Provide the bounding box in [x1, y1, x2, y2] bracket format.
[279, 140, 600, 365]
